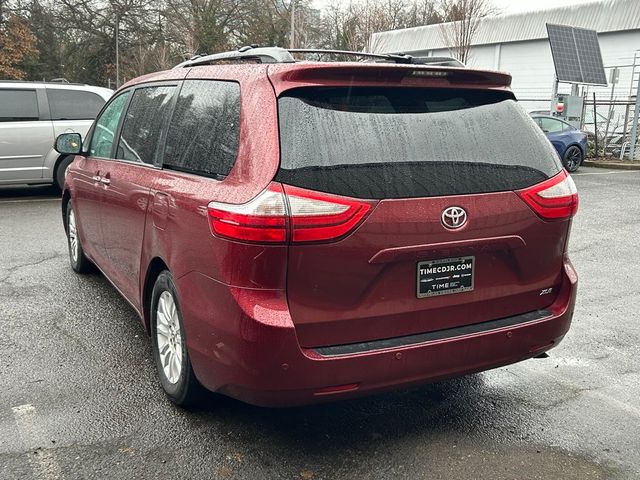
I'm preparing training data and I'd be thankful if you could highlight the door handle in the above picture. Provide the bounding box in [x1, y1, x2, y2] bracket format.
[100, 177, 111, 185]
[92, 175, 101, 182]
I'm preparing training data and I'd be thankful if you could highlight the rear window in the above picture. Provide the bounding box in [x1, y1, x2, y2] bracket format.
[276, 87, 562, 199]
[47, 89, 105, 120]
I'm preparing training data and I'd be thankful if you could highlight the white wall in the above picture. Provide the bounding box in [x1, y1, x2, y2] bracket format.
[412, 30, 640, 112]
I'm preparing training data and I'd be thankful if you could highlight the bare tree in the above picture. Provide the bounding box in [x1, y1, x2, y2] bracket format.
[319, 0, 446, 53]
[1, 0, 498, 85]
[235, 0, 292, 49]
[406, 0, 442, 27]
[439, 0, 495, 64]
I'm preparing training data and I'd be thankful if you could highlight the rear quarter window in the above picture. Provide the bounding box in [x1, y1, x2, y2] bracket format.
[47, 89, 105, 120]
[163, 80, 240, 178]
[276, 87, 562, 199]
[0, 89, 39, 121]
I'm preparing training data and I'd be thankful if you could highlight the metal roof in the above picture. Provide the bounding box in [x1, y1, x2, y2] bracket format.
[369, 0, 640, 54]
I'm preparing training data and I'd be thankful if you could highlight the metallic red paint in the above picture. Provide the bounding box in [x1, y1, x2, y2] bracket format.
[286, 190, 570, 347]
[64, 61, 577, 407]
[178, 260, 576, 407]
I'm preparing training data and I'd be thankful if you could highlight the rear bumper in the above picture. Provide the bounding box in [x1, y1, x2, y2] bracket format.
[179, 260, 577, 407]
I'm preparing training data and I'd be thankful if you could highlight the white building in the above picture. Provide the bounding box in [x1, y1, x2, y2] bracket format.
[369, 0, 640, 111]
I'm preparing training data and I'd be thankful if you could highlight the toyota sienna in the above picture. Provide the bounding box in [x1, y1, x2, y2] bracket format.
[55, 47, 578, 407]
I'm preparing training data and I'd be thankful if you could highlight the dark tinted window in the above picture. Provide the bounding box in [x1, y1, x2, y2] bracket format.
[116, 86, 176, 164]
[0, 90, 39, 121]
[47, 89, 105, 120]
[163, 80, 240, 178]
[277, 87, 562, 199]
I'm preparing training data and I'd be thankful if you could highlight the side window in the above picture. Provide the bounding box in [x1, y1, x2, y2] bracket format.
[89, 92, 131, 158]
[539, 117, 565, 133]
[116, 86, 176, 165]
[0, 90, 39, 121]
[47, 89, 105, 120]
[163, 80, 240, 178]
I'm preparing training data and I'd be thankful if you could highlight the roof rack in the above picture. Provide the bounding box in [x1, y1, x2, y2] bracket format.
[174, 46, 465, 68]
[0, 79, 87, 86]
[174, 47, 294, 68]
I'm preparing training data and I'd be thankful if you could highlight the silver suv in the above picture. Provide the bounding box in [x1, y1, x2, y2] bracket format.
[0, 81, 112, 189]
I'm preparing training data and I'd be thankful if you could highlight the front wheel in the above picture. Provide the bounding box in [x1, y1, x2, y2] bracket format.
[563, 145, 583, 173]
[66, 200, 93, 273]
[150, 271, 203, 406]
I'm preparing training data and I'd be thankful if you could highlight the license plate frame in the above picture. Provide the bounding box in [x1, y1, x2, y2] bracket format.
[416, 256, 474, 298]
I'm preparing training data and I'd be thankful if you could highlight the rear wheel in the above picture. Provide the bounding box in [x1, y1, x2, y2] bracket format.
[66, 201, 93, 273]
[563, 145, 583, 173]
[150, 271, 203, 406]
[55, 156, 73, 190]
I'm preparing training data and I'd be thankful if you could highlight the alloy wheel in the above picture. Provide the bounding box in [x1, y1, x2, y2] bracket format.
[68, 208, 79, 263]
[156, 291, 183, 384]
[565, 146, 582, 172]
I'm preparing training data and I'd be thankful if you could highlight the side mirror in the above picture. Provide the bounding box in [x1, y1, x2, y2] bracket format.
[55, 133, 83, 155]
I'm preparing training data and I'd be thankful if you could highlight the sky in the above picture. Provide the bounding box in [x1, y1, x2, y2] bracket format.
[311, 0, 601, 14]
[490, 0, 600, 14]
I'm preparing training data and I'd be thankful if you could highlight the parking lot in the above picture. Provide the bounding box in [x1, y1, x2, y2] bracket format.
[1, 167, 639, 480]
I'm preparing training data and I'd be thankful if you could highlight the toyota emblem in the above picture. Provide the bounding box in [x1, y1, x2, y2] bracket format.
[441, 206, 467, 229]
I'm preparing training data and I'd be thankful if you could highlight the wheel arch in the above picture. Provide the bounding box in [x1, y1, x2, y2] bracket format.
[53, 153, 71, 176]
[567, 142, 584, 155]
[142, 257, 170, 335]
[53, 154, 74, 189]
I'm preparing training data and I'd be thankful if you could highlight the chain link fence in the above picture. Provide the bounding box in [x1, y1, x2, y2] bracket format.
[519, 94, 639, 161]
[583, 97, 638, 160]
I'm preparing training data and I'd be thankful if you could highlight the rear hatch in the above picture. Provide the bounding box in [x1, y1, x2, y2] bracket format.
[275, 83, 574, 348]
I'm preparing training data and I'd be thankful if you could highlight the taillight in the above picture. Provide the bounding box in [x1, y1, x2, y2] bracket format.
[284, 185, 372, 243]
[516, 170, 578, 220]
[207, 183, 373, 244]
[208, 184, 288, 243]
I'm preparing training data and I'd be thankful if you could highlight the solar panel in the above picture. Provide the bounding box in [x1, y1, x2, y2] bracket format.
[573, 28, 607, 85]
[546, 23, 607, 86]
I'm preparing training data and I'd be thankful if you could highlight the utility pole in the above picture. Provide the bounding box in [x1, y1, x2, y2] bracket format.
[290, 0, 296, 49]
[550, 74, 558, 115]
[115, 11, 120, 88]
[604, 67, 619, 148]
[629, 74, 640, 161]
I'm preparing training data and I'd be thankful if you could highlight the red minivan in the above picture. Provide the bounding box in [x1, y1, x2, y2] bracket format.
[56, 47, 578, 407]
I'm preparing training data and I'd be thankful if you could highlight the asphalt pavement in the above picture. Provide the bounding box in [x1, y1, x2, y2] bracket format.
[1, 168, 639, 479]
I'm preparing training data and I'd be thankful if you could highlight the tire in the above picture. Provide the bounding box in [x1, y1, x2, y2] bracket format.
[150, 271, 203, 406]
[65, 200, 94, 273]
[563, 145, 583, 173]
[55, 156, 73, 191]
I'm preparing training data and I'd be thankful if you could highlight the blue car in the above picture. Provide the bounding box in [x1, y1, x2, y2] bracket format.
[530, 115, 588, 172]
